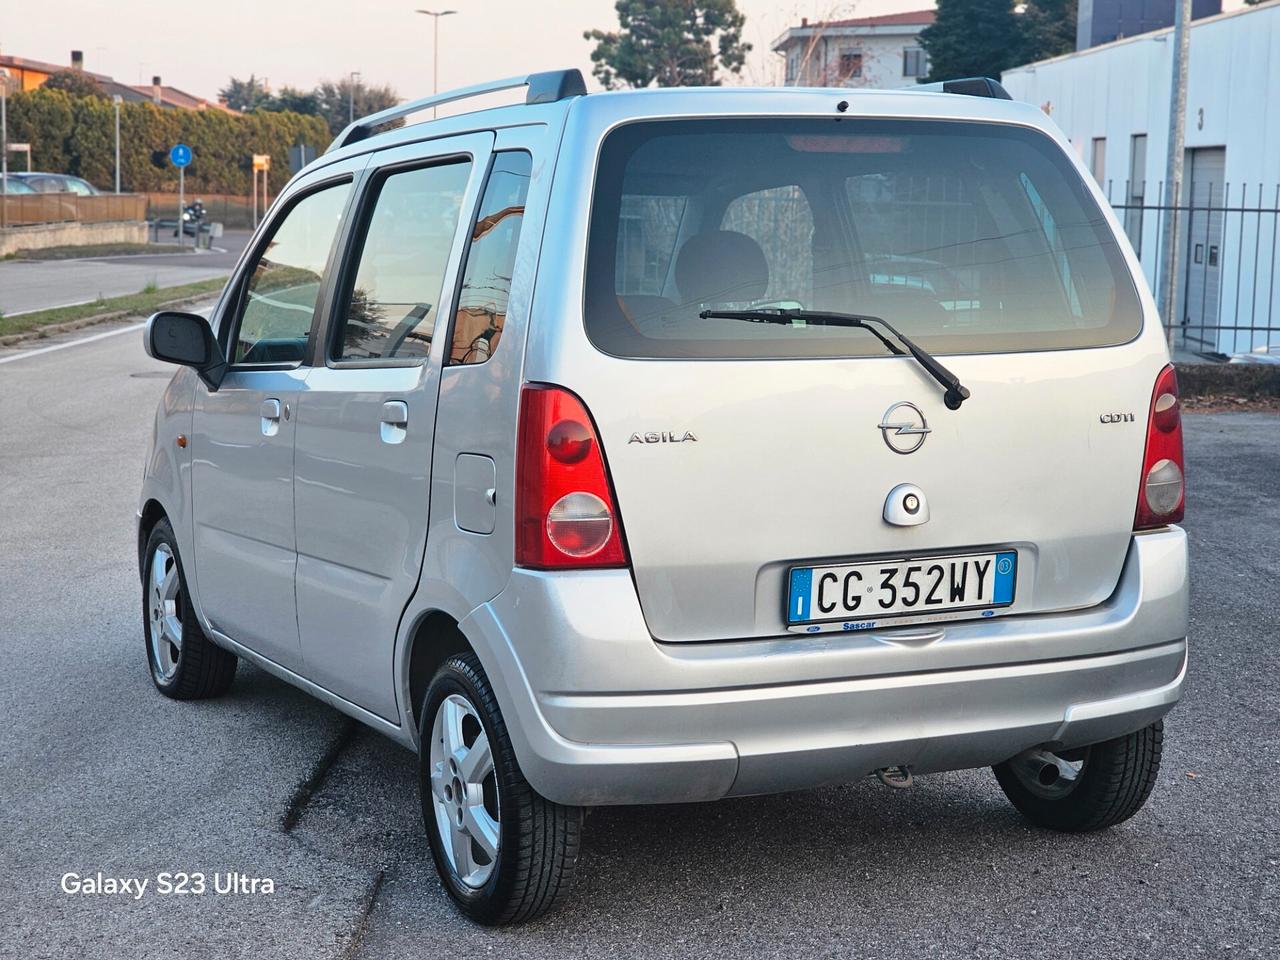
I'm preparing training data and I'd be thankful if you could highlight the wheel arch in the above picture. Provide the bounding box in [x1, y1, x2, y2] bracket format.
[137, 498, 169, 578]
[403, 609, 474, 744]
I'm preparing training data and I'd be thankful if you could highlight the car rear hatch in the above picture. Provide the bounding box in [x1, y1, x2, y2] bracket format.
[572, 112, 1164, 642]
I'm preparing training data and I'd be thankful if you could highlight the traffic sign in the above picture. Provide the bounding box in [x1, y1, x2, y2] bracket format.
[170, 143, 192, 168]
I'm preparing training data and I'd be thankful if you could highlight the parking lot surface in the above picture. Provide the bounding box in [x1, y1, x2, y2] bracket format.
[0, 325, 1275, 958]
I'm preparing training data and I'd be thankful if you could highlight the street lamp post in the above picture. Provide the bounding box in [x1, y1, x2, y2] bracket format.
[113, 95, 123, 194]
[1157, 0, 1193, 350]
[349, 71, 361, 125]
[1, 68, 9, 231]
[415, 9, 457, 115]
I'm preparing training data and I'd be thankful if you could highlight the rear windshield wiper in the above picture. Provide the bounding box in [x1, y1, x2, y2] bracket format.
[698, 308, 971, 410]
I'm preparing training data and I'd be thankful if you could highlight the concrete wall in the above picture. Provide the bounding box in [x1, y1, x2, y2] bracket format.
[1002, 2, 1280, 354]
[0, 220, 149, 257]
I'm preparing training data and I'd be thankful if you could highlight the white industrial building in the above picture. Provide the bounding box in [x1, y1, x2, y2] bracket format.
[1003, 1, 1280, 355]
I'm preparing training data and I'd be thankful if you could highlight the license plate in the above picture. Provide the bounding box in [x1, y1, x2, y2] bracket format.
[786, 550, 1017, 633]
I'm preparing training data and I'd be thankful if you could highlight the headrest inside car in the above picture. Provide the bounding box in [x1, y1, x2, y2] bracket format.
[675, 230, 769, 305]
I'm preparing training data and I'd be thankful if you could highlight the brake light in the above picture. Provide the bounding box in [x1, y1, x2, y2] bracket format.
[515, 384, 629, 569]
[1134, 364, 1185, 529]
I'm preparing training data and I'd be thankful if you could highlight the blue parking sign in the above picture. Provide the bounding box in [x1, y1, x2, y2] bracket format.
[170, 143, 192, 168]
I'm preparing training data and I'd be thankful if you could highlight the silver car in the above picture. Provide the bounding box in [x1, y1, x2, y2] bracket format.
[138, 71, 1188, 925]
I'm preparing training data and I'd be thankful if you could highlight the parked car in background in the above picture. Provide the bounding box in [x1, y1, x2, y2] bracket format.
[0, 176, 38, 194]
[137, 70, 1189, 926]
[11, 173, 101, 195]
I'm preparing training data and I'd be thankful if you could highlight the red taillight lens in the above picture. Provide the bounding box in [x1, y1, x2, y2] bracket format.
[515, 384, 629, 569]
[1134, 364, 1185, 529]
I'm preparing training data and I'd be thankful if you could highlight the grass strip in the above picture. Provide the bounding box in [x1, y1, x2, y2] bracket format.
[0, 276, 226, 338]
[3, 242, 195, 261]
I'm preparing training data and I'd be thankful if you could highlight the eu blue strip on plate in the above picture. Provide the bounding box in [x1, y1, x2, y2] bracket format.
[788, 568, 812, 623]
[993, 551, 1016, 604]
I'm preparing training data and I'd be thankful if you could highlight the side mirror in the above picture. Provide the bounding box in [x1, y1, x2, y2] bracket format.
[144, 311, 227, 391]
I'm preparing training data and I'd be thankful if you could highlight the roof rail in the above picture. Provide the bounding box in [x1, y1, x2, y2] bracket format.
[327, 68, 587, 153]
[915, 77, 1013, 100]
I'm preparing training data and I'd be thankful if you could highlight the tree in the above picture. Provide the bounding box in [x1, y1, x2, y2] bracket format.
[43, 70, 105, 99]
[264, 85, 319, 116]
[1018, 0, 1077, 64]
[218, 75, 272, 112]
[584, 0, 751, 89]
[920, 0, 1022, 82]
[313, 77, 400, 137]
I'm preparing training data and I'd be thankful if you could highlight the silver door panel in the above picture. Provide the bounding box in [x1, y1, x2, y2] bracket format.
[294, 132, 495, 721]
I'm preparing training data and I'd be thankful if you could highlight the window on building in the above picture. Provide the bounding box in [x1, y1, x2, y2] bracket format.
[902, 47, 928, 78]
[1090, 137, 1107, 186]
[1125, 134, 1147, 257]
[786, 49, 799, 83]
[837, 50, 863, 80]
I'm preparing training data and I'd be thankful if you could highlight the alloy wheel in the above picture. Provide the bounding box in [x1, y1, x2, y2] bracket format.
[147, 542, 184, 682]
[428, 693, 500, 888]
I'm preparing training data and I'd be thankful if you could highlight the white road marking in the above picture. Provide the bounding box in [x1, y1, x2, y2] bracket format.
[0, 322, 146, 365]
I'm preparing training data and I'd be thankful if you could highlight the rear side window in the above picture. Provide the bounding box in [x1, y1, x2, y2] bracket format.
[334, 160, 472, 361]
[586, 118, 1141, 359]
[449, 151, 533, 365]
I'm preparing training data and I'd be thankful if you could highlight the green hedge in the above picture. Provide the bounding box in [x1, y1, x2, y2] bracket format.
[3, 88, 330, 195]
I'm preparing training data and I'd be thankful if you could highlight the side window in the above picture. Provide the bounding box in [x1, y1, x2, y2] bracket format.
[335, 160, 472, 361]
[721, 185, 814, 307]
[233, 182, 350, 365]
[449, 152, 533, 365]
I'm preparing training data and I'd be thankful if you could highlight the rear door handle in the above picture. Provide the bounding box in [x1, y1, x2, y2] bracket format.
[381, 401, 408, 425]
[260, 398, 282, 437]
[380, 401, 409, 444]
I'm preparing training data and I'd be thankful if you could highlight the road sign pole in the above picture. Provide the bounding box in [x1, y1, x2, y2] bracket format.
[178, 166, 184, 249]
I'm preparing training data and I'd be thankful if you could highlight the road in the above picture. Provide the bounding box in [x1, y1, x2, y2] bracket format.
[0, 322, 1276, 959]
[0, 231, 250, 316]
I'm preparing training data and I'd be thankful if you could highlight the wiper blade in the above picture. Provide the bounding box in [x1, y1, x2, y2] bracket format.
[698, 308, 971, 410]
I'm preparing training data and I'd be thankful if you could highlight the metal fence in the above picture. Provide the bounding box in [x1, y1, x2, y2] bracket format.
[1105, 180, 1280, 357]
[143, 193, 262, 231]
[0, 193, 148, 228]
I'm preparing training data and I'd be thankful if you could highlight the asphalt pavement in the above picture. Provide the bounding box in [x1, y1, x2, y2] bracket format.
[0, 231, 250, 316]
[0, 322, 1276, 958]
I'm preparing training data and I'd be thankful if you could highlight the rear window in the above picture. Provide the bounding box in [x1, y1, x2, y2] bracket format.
[584, 118, 1141, 359]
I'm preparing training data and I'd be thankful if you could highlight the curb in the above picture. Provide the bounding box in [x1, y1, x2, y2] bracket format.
[1175, 362, 1280, 398]
[0, 290, 222, 348]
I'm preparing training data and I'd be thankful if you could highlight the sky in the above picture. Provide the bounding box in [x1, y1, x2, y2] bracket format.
[0, 0, 935, 103]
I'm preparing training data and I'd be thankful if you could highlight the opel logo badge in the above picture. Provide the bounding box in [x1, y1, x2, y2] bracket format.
[878, 401, 930, 455]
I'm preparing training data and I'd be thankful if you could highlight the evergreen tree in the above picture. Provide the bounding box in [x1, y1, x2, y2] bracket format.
[920, 0, 1022, 81]
[1018, 0, 1077, 64]
[218, 75, 272, 112]
[584, 0, 751, 89]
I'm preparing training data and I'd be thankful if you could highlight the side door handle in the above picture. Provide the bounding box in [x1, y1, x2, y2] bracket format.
[380, 400, 408, 444]
[260, 398, 283, 437]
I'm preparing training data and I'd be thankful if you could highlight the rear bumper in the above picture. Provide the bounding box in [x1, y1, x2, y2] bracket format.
[461, 528, 1188, 806]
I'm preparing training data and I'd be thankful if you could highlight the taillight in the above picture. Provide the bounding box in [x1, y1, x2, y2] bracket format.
[1134, 364, 1185, 529]
[515, 384, 629, 569]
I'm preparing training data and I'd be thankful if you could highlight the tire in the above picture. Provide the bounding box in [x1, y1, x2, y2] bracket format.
[142, 518, 237, 699]
[993, 720, 1164, 832]
[420, 653, 582, 925]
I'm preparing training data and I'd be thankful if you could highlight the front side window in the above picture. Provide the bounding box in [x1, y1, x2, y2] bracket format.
[334, 160, 472, 361]
[233, 181, 350, 365]
[586, 118, 1141, 359]
[449, 152, 532, 365]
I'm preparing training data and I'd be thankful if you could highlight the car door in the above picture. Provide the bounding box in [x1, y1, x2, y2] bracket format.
[292, 132, 493, 719]
[189, 162, 360, 670]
